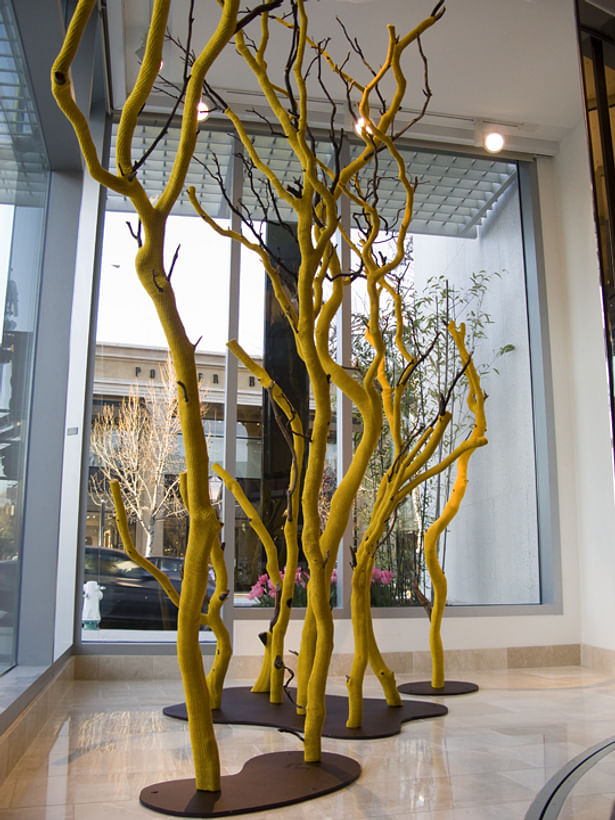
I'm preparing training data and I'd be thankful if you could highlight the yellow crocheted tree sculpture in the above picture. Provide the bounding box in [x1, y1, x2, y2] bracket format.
[186, 0, 452, 753]
[423, 323, 487, 690]
[53, 0, 486, 796]
[52, 0, 241, 792]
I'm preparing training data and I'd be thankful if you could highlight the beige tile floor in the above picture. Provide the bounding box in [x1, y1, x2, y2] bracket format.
[1, 666, 614, 819]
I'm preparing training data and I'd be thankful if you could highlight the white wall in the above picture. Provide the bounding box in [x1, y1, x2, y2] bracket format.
[233, 610, 582, 657]
[545, 116, 615, 652]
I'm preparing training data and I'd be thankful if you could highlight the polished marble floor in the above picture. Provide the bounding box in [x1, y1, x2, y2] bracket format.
[1, 666, 615, 819]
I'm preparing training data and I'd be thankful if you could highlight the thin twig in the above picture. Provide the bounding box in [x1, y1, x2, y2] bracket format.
[126, 219, 143, 247]
[168, 244, 180, 280]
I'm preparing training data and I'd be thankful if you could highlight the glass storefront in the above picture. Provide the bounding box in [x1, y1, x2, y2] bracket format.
[86, 118, 542, 636]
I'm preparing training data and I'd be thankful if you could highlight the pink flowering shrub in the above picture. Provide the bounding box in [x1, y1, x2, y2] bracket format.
[248, 566, 313, 607]
[248, 564, 390, 607]
[371, 567, 394, 586]
[247, 573, 276, 602]
[370, 565, 395, 606]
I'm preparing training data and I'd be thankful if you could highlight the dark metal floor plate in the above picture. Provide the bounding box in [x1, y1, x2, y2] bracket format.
[163, 686, 447, 738]
[398, 680, 479, 696]
[140, 751, 361, 817]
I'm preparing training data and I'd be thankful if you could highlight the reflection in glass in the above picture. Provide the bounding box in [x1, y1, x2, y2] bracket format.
[0, 0, 49, 673]
[89, 191, 232, 634]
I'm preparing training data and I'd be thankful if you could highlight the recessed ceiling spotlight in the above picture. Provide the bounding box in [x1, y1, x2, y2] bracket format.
[475, 122, 506, 153]
[484, 130, 505, 153]
[197, 101, 210, 122]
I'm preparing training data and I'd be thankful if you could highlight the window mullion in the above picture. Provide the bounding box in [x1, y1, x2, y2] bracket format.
[222, 136, 243, 620]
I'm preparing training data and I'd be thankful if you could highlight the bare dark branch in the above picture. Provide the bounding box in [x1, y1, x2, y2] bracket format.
[126, 219, 143, 248]
[202, 80, 229, 114]
[336, 16, 387, 112]
[392, 35, 433, 141]
[283, 1, 301, 129]
[235, 0, 285, 34]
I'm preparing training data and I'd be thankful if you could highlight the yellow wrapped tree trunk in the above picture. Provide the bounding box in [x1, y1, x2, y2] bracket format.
[53, 0, 241, 791]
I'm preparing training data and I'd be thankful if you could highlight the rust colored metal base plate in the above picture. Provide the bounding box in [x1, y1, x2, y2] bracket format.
[398, 680, 479, 696]
[139, 751, 360, 817]
[163, 687, 447, 739]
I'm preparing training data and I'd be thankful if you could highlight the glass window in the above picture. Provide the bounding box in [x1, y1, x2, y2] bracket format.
[350, 147, 539, 607]
[84, 123, 233, 639]
[0, 0, 49, 673]
[83, 546, 180, 630]
[84, 119, 544, 634]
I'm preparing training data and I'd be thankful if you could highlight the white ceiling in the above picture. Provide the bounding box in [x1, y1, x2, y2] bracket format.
[104, 0, 585, 156]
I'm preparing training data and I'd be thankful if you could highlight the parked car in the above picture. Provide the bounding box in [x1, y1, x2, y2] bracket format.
[83, 547, 218, 630]
[2, 548, 216, 632]
[149, 555, 217, 598]
[84, 546, 182, 630]
[148, 554, 185, 582]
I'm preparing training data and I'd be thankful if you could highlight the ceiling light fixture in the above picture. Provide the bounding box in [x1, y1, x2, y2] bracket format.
[475, 122, 506, 153]
[197, 101, 210, 122]
[484, 130, 505, 153]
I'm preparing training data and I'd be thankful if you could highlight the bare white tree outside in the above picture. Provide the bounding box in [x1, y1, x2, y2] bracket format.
[89, 355, 196, 556]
